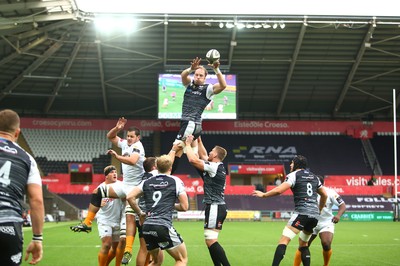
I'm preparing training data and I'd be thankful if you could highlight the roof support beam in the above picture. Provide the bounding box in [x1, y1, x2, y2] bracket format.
[163, 17, 168, 67]
[0, 35, 65, 103]
[16, 20, 77, 40]
[227, 20, 237, 70]
[0, 1, 71, 12]
[96, 35, 108, 115]
[276, 23, 307, 116]
[333, 24, 375, 116]
[44, 26, 87, 113]
[0, 24, 34, 36]
[105, 83, 155, 102]
[0, 35, 48, 67]
[0, 13, 76, 27]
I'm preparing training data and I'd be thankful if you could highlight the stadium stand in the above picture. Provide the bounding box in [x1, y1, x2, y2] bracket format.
[22, 129, 153, 175]
[370, 136, 398, 175]
[23, 128, 111, 162]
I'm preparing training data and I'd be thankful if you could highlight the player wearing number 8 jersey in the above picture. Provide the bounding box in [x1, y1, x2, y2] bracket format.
[293, 175, 346, 266]
[252, 155, 328, 266]
[126, 155, 188, 266]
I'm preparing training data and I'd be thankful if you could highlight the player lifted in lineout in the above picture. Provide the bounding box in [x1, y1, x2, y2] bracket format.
[170, 50, 227, 171]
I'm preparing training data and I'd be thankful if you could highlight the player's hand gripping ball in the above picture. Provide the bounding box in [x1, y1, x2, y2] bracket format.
[206, 49, 220, 64]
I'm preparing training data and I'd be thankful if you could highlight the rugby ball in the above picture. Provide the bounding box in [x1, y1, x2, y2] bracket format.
[206, 49, 220, 64]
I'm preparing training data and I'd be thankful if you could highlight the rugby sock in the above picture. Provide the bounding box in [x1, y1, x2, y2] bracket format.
[322, 249, 332, 266]
[98, 252, 108, 266]
[272, 244, 287, 266]
[83, 211, 95, 226]
[299, 246, 311, 266]
[293, 249, 302, 266]
[124, 236, 134, 254]
[208, 242, 231, 266]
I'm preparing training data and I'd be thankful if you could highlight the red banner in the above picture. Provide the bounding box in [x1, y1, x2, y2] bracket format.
[325, 185, 385, 195]
[20, 117, 397, 134]
[351, 128, 374, 139]
[42, 174, 391, 196]
[324, 175, 399, 187]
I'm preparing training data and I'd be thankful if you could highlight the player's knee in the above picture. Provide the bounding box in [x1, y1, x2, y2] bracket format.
[299, 246, 310, 262]
[321, 242, 331, 251]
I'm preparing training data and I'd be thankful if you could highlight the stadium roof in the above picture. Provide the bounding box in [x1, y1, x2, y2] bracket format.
[0, 0, 400, 121]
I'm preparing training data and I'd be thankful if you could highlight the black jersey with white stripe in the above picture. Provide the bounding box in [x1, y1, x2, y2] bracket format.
[181, 82, 213, 123]
[202, 161, 226, 205]
[0, 138, 41, 223]
[138, 174, 185, 227]
[285, 169, 322, 217]
[138, 171, 157, 211]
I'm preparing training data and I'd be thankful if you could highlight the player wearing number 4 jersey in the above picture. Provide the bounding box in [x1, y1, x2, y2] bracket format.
[252, 155, 327, 266]
[126, 155, 189, 266]
[0, 109, 45, 266]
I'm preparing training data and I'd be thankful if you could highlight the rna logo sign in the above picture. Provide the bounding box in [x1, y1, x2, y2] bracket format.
[232, 146, 297, 160]
[248, 146, 297, 154]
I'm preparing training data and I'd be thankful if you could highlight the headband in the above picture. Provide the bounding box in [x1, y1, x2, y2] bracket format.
[104, 166, 116, 176]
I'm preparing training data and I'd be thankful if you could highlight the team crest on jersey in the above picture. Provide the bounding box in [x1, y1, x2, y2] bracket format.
[0, 145, 18, 154]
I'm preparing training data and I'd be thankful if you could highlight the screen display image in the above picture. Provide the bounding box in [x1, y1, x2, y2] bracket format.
[158, 73, 237, 120]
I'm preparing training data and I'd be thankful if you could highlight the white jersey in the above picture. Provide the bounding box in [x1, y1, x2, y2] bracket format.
[117, 139, 145, 186]
[96, 181, 125, 226]
[318, 187, 345, 223]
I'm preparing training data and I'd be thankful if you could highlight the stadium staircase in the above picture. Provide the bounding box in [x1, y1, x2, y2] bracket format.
[42, 185, 80, 220]
[361, 139, 383, 176]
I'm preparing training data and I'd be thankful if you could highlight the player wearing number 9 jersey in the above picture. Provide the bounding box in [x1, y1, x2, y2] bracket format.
[126, 155, 189, 266]
[252, 155, 328, 266]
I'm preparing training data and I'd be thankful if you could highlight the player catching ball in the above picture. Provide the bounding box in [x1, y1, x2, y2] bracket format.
[172, 50, 227, 157]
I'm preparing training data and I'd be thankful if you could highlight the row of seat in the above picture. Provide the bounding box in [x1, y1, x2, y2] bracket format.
[23, 128, 111, 161]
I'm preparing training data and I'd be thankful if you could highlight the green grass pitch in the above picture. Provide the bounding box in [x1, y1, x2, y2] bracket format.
[22, 220, 400, 265]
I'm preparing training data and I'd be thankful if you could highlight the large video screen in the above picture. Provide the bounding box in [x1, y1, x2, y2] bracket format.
[158, 73, 237, 120]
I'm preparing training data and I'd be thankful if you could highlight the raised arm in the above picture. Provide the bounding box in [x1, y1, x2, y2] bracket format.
[185, 135, 205, 171]
[210, 60, 227, 94]
[181, 57, 201, 86]
[197, 136, 208, 161]
[107, 117, 127, 145]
